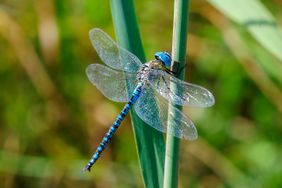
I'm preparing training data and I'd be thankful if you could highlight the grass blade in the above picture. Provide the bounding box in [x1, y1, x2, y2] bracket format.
[110, 1, 165, 187]
[163, 0, 190, 187]
[207, 0, 282, 62]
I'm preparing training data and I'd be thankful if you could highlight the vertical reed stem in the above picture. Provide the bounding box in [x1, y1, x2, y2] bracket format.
[110, 1, 165, 187]
[164, 0, 190, 187]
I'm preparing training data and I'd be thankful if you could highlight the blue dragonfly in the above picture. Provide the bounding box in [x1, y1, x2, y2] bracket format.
[83, 28, 215, 172]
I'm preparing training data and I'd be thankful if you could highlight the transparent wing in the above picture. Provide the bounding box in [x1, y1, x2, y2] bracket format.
[89, 28, 143, 73]
[134, 86, 198, 140]
[148, 70, 215, 107]
[86, 64, 137, 102]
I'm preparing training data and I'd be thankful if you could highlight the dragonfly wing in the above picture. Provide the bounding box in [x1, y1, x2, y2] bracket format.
[86, 64, 137, 102]
[134, 86, 198, 140]
[89, 28, 143, 73]
[148, 70, 215, 107]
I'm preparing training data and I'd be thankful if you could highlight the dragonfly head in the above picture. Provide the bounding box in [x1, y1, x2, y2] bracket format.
[154, 51, 171, 68]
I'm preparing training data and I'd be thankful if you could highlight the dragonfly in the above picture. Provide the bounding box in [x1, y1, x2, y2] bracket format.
[83, 28, 215, 172]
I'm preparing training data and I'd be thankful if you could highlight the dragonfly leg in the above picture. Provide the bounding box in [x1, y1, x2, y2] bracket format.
[165, 61, 186, 76]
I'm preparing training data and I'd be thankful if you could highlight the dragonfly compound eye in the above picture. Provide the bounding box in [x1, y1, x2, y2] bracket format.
[154, 51, 172, 68]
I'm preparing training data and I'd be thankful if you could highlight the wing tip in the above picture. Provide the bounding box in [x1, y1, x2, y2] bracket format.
[85, 64, 100, 82]
[86, 63, 97, 73]
[184, 126, 198, 141]
[186, 134, 198, 141]
[89, 28, 102, 36]
[205, 90, 216, 107]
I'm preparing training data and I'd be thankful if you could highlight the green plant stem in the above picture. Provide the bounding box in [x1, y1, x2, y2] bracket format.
[110, 1, 165, 188]
[163, 0, 190, 188]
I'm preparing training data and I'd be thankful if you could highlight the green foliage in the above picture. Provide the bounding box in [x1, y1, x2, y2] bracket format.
[0, 0, 281, 187]
[207, 0, 282, 61]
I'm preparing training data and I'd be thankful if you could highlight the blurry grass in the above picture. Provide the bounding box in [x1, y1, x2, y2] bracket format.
[0, 150, 143, 186]
[199, 6, 282, 113]
[0, 9, 69, 123]
[207, 0, 282, 62]
[183, 137, 258, 188]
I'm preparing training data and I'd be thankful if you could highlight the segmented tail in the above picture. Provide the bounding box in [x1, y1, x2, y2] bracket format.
[83, 83, 143, 172]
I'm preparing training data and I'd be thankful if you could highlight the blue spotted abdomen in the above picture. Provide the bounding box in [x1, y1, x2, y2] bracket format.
[83, 83, 143, 172]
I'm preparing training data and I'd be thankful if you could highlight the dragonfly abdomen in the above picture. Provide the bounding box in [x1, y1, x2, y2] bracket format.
[83, 83, 143, 172]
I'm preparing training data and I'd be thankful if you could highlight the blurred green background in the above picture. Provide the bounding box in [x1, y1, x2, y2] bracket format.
[0, 0, 282, 187]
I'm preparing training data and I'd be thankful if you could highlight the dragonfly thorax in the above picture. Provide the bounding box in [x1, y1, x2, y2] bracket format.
[146, 60, 165, 70]
[136, 60, 165, 84]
